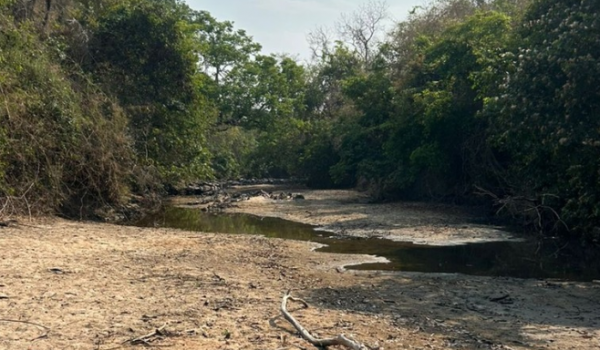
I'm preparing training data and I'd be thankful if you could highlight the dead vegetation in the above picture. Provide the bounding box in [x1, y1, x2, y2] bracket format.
[0, 10, 136, 220]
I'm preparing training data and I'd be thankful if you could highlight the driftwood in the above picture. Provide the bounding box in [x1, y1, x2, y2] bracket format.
[280, 291, 368, 350]
[124, 324, 169, 345]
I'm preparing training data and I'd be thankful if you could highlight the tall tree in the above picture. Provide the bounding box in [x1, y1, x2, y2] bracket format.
[221, 54, 306, 129]
[90, 0, 214, 181]
[195, 11, 261, 85]
[194, 10, 261, 126]
[492, 0, 600, 236]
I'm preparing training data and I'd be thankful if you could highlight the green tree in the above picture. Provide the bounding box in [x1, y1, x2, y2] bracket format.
[492, 0, 600, 237]
[226, 55, 306, 129]
[90, 0, 214, 182]
[330, 53, 396, 194]
[402, 11, 513, 196]
[296, 43, 363, 187]
[0, 5, 134, 216]
[328, 11, 514, 198]
[195, 11, 261, 85]
[195, 10, 261, 126]
[206, 53, 308, 178]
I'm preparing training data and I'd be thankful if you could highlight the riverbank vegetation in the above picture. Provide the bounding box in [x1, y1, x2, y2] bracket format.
[1, 0, 598, 244]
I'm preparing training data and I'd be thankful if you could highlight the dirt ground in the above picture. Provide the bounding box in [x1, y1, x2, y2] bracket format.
[1, 186, 599, 349]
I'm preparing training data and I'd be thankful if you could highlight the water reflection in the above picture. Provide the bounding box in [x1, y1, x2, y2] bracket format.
[132, 206, 600, 281]
[136, 205, 327, 240]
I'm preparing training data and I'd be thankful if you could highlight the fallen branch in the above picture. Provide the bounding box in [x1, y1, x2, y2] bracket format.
[280, 290, 368, 350]
[124, 324, 169, 345]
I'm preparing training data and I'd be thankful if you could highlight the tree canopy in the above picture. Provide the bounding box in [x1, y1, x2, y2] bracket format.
[1, 0, 599, 243]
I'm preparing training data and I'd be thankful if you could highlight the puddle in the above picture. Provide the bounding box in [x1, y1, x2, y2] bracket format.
[132, 206, 600, 281]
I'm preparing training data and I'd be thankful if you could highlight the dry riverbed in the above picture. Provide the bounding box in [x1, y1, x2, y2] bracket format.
[1, 186, 599, 349]
[185, 184, 519, 245]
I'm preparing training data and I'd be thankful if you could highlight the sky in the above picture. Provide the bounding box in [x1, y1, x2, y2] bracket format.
[185, 0, 425, 61]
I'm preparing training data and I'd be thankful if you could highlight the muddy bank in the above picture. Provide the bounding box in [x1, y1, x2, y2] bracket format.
[178, 184, 521, 245]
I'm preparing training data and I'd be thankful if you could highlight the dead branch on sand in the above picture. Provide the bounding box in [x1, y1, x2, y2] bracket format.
[280, 290, 368, 350]
[123, 324, 170, 345]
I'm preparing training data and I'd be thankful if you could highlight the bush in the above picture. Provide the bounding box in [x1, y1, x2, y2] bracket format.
[0, 13, 134, 217]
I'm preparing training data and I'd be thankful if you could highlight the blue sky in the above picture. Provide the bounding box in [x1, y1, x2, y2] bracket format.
[184, 0, 425, 60]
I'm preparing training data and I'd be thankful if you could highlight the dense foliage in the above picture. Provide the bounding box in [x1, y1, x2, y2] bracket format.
[89, 0, 215, 181]
[492, 0, 600, 237]
[0, 0, 134, 216]
[0, 0, 598, 243]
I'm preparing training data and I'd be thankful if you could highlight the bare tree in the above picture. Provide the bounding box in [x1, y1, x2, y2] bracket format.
[307, 25, 334, 61]
[336, 0, 388, 64]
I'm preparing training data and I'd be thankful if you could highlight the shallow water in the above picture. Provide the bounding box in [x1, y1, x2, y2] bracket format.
[132, 206, 600, 281]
